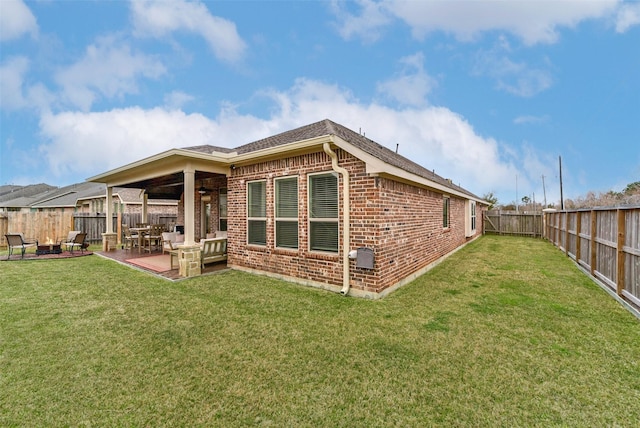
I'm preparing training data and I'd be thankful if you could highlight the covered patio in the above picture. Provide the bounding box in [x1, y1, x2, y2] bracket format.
[95, 247, 228, 280]
[88, 147, 232, 278]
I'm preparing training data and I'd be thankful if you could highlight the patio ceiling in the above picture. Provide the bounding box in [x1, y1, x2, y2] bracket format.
[118, 171, 220, 200]
[87, 149, 231, 199]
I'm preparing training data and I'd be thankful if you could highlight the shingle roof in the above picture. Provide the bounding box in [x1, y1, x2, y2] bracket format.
[32, 182, 106, 207]
[180, 145, 235, 155]
[0, 183, 58, 204]
[234, 119, 481, 200]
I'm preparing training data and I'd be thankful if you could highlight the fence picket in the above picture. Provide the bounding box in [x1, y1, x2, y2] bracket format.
[545, 207, 640, 308]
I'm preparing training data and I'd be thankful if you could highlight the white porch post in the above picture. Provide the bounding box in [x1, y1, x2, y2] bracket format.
[183, 167, 196, 246]
[176, 167, 201, 277]
[142, 193, 148, 224]
[102, 186, 117, 251]
[105, 186, 113, 233]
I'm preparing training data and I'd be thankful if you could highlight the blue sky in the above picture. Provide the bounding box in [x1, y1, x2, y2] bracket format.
[1, 0, 639, 207]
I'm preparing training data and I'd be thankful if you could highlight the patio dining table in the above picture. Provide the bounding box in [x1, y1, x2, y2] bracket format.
[130, 226, 150, 254]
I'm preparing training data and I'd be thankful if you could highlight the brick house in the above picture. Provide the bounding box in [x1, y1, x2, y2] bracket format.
[89, 119, 487, 298]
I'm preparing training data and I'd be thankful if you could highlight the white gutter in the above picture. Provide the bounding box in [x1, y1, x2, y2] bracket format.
[323, 140, 351, 296]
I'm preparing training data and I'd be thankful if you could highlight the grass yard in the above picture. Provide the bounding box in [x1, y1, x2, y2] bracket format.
[1, 236, 639, 426]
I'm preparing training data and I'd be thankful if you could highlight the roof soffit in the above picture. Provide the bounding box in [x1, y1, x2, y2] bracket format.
[88, 150, 231, 187]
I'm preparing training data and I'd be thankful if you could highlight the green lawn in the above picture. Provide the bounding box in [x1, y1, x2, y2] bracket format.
[1, 236, 639, 426]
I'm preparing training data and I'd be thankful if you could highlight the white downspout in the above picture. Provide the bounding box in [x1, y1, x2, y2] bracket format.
[323, 141, 350, 296]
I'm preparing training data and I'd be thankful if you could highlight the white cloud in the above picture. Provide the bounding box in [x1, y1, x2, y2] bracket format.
[616, 2, 640, 32]
[0, 56, 29, 110]
[330, 0, 392, 43]
[37, 78, 529, 200]
[54, 35, 166, 111]
[333, 0, 619, 45]
[0, 56, 54, 112]
[0, 0, 38, 42]
[131, 0, 247, 63]
[164, 91, 195, 109]
[473, 44, 554, 97]
[39, 108, 220, 177]
[376, 52, 436, 106]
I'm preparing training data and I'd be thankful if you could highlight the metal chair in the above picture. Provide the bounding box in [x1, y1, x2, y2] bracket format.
[5, 233, 38, 259]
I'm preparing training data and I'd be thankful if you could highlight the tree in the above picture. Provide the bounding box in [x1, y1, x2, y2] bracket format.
[564, 181, 640, 208]
[482, 191, 498, 210]
[623, 181, 640, 195]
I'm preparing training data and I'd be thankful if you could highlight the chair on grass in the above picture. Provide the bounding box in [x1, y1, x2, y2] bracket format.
[57, 231, 81, 246]
[5, 233, 38, 259]
[63, 232, 88, 254]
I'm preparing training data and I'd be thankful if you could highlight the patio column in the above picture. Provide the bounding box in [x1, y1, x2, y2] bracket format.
[183, 167, 196, 246]
[102, 186, 117, 251]
[142, 193, 148, 224]
[105, 186, 113, 233]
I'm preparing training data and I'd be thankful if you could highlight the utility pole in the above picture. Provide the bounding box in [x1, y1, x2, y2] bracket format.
[515, 174, 518, 212]
[542, 175, 547, 207]
[559, 156, 564, 210]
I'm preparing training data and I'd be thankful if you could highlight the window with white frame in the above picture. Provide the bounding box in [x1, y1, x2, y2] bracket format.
[219, 188, 227, 231]
[309, 172, 338, 253]
[247, 180, 266, 245]
[275, 176, 298, 249]
[443, 196, 450, 228]
[470, 200, 476, 232]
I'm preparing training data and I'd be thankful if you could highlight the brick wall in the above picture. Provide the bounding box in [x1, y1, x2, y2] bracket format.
[225, 148, 483, 296]
[227, 150, 351, 287]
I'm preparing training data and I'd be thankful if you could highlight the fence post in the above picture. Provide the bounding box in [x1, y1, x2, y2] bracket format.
[590, 210, 597, 276]
[617, 209, 626, 296]
[564, 212, 570, 256]
[116, 212, 122, 246]
[576, 211, 582, 263]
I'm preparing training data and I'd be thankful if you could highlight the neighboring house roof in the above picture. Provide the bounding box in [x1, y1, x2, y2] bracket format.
[1, 182, 179, 210]
[0, 184, 59, 208]
[31, 182, 107, 208]
[0, 185, 26, 198]
[0, 184, 58, 205]
[36, 183, 178, 208]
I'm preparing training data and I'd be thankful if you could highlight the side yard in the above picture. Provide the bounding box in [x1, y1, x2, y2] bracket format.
[1, 236, 639, 426]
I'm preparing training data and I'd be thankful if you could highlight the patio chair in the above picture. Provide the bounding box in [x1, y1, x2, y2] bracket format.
[200, 237, 227, 269]
[122, 224, 139, 251]
[161, 231, 184, 255]
[57, 231, 81, 246]
[62, 232, 88, 254]
[5, 233, 38, 259]
[143, 224, 164, 253]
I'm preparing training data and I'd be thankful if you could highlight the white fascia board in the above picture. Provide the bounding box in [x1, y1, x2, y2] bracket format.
[87, 148, 233, 186]
[329, 135, 482, 202]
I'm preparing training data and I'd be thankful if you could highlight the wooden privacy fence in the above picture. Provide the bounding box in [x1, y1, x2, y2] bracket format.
[1, 212, 177, 247]
[74, 213, 177, 244]
[545, 207, 640, 308]
[483, 210, 543, 237]
[0, 211, 75, 246]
